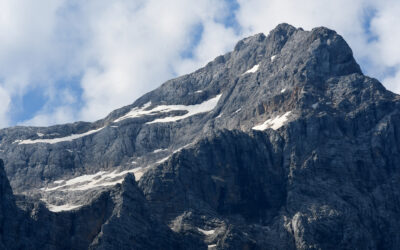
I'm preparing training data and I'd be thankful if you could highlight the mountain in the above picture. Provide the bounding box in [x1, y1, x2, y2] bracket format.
[1, 23, 400, 249]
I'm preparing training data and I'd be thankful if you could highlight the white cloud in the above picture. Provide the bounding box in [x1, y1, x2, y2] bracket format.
[1, 0, 400, 128]
[175, 21, 238, 75]
[369, 1, 400, 67]
[0, 0, 76, 92]
[20, 106, 76, 127]
[383, 71, 400, 94]
[0, 86, 11, 127]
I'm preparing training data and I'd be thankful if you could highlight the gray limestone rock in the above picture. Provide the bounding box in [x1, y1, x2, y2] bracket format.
[0, 23, 400, 249]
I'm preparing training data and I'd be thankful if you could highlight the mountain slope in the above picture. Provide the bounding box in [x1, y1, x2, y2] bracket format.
[1, 23, 400, 249]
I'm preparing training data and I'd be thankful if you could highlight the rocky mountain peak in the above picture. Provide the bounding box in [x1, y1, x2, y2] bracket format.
[0, 24, 400, 249]
[231, 23, 361, 80]
[0, 24, 384, 194]
[107, 24, 363, 126]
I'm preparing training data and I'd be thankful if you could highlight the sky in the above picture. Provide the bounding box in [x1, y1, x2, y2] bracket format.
[0, 0, 400, 128]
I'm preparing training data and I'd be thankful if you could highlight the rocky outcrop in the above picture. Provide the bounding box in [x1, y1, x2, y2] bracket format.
[88, 174, 197, 250]
[0, 159, 194, 249]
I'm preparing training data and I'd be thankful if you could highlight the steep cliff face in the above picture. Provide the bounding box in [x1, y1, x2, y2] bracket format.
[1, 23, 400, 249]
[0, 163, 191, 249]
[88, 174, 196, 250]
[138, 122, 400, 249]
[0, 159, 16, 249]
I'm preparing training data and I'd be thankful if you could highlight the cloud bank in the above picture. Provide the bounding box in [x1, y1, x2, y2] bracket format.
[0, 0, 399, 127]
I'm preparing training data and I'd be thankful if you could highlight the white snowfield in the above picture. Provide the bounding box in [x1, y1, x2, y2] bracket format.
[44, 202, 82, 213]
[15, 95, 221, 145]
[42, 166, 153, 212]
[42, 167, 147, 192]
[114, 94, 222, 124]
[146, 94, 222, 124]
[113, 101, 152, 122]
[17, 127, 105, 145]
[156, 156, 171, 164]
[252, 111, 292, 131]
[152, 148, 167, 153]
[271, 55, 277, 62]
[242, 64, 259, 75]
[197, 228, 215, 235]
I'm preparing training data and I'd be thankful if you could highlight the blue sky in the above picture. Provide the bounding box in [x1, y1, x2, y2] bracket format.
[0, 0, 399, 128]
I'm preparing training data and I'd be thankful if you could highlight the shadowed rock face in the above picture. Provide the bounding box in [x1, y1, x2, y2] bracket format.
[0, 159, 16, 249]
[0, 162, 194, 250]
[1, 23, 400, 249]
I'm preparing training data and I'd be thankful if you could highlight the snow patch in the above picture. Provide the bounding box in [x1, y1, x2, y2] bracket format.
[134, 171, 145, 181]
[211, 175, 225, 182]
[37, 133, 44, 137]
[208, 244, 217, 249]
[156, 156, 170, 164]
[17, 127, 105, 145]
[115, 95, 221, 124]
[155, 143, 195, 165]
[45, 203, 82, 213]
[146, 94, 222, 124]
[242, 64, 259, 75]
[195, 90, 203, 93]
[271, 55, 277, 62]
[153, 148, 167, 153]
[312, 103, 319, 109]
[252, 111, 292, 131]
[234, 108, 241, 114]
[173, 142, 195, 154]
[281, 88, 287, 93]
[42, 167, 147, 192]
[198, 228, 215, 235]
[114, 101, 152, 122]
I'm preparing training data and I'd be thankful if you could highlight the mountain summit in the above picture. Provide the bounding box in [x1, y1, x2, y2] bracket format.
[1, 23, 400, 249]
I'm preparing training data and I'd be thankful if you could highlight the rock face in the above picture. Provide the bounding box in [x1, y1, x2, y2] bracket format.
[0, 159, 17, 249]
[1, 23, 400, 249]
[0, 162, 190, 249]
